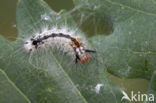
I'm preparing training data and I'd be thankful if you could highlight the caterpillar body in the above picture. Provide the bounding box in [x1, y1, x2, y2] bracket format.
[24, 28, 95, 64]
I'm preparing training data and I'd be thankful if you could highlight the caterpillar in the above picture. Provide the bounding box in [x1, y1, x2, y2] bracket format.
[24, 28, 96, 64]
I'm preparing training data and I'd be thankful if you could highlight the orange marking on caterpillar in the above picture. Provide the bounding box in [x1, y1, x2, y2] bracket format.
[80, 56, 90, 64]
[72, 38, 82, 47]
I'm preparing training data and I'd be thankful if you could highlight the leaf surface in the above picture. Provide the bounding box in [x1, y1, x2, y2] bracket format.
[0, 0, 130, 103]
[73, 0, 156, 79]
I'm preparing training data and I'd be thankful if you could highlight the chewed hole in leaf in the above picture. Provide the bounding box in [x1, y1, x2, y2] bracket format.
[71, 6, 114, 37]
[44, 0, 114, 37]
[74, 13, 114, 37]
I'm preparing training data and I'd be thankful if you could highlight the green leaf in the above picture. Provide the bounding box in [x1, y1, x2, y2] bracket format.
[73, 0, 156, 79]
[0, 69, 30, 103]
[0, 36, 15, 68]
[0, 0, 130, 103]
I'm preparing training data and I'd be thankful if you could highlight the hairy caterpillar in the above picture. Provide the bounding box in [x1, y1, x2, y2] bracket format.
[24, 27, 95, 64]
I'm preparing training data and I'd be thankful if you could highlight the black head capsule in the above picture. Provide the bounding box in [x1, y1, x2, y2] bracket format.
[32, 40, 38, 45]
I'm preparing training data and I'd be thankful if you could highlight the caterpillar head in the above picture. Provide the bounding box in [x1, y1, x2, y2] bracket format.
[24, 39, 36, 52]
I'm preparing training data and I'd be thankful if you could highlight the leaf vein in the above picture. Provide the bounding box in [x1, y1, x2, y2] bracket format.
[105, 0, 156, 16]
[0, 69, 31, 103]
